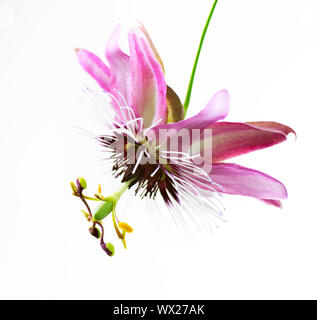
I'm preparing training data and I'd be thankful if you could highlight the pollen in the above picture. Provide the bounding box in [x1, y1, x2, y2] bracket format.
[119, 222, 133, 233]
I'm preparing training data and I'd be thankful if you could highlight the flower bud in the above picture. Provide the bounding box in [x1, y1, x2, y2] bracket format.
[106, 242, 115, 256]
[77, 177, 87, 190]
[89, 226, 101, 239]
[93, 200, 113, 221]
[100, 241, 115, 256]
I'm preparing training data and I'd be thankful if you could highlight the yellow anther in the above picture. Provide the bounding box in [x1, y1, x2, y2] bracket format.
[98, 184, 102, 194]
[118, 222, 133, 233]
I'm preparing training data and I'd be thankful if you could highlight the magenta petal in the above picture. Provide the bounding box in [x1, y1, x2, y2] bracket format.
[261, 199, 283, 208]
[136, 21, 165, 73]
[105, 25, 131, 103]
[203, 89, 230, 122]
[245, 121, 296, 136]
[209, 163, 288, 200]
[76, 48, 111, 91]
[209, 121, 295, 162]
[128, 31, 167, 128]
[155, 89, 230, 133]
[149, 89, 229, 152]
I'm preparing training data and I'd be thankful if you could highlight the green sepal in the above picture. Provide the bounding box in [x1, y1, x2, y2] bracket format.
[166, 86, 184, 123]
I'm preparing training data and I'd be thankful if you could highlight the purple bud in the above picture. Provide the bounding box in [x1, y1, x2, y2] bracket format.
[100, 242, 115, 256]
[89, 226, 101, 239]
[76, 177, 87, 193]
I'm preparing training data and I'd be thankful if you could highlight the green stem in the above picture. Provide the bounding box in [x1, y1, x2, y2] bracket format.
[183, 0, 218, 116]
[112, 181, 131, 204]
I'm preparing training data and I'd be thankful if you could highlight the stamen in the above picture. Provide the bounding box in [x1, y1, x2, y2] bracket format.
[118, 222, 133, 233]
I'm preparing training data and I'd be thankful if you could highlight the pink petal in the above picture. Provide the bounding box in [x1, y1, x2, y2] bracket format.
[105, 25, 131, 103]
[209, 121, 295, 162]
[136, 21, 165, 73]
[209, 163, 288, 200]
[245, 121, 296, 136]
[261, 199, 283, 208]
[156, 89, 229, 132]
[128, 31, 167, 128]
[203, 89, 230, 122]
[149, 90, 229, 151]
[76, 48, 111, 91]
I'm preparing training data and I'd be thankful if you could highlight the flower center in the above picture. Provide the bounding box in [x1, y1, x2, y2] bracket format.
[98, 130, 180, 204]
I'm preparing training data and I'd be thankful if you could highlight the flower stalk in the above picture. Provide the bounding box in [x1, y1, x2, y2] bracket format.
[183, 0, 218, 116]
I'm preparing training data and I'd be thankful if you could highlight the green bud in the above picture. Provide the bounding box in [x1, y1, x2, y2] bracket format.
[93, 200, 113, 221]
[106, 242, 115, 256]
[100, 241, 115, 256]
[77, 177, 87, 189]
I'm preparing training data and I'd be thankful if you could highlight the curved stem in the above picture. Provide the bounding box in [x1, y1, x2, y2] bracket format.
[80, 195, 93, 219]
[183, 0, 218, 116]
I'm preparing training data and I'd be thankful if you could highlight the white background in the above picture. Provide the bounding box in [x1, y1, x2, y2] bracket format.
[0, 0, 316, 299]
